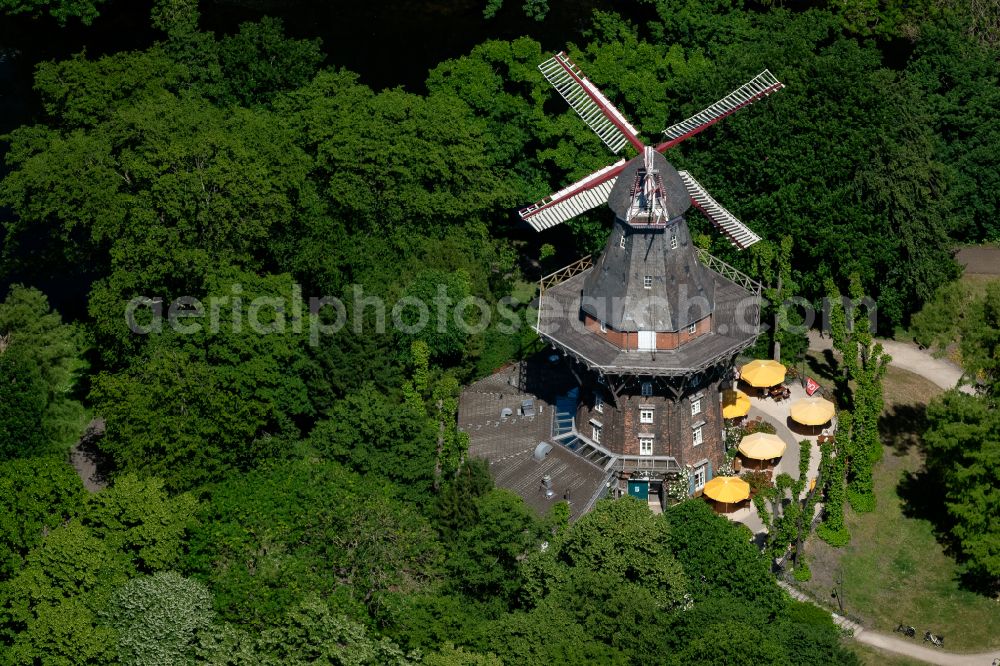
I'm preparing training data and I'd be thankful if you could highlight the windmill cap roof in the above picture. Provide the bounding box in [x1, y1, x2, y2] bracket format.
[608, 150, 690, 220]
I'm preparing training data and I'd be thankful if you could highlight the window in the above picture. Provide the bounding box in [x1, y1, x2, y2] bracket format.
[639, 437, 654, 456]
[692, 426, 703, 447]
[643, 275, 653, 289]
[641, 382, 653, 397]
[620, 235, 626, 249]
[599, 320, 607, 333]
[594, 394, 604, 413]
[688, 322, 697, 335]
[670, 234, 678, 249]
[693, 463, 707, 490]
[592, 424, 602, 444]
[640, 409, 654, 424]
[690, 398, 702, 416]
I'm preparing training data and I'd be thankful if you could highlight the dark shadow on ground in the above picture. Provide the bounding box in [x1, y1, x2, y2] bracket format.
[806, 349, 840, 382]
[879, 403, 929, 456]
[786, 417, 825, 438]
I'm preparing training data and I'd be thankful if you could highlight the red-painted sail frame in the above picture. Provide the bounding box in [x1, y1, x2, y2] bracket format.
[539, 52, 644, 154]
[519, 160, 627, 231]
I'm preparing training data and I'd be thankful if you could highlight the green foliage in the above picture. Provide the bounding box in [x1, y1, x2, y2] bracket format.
[433, 458, 494, 535]
[0, 472, 191, 661]
[309, 384, 439, 505]
[446, 489, 543, 601]
[183, 458, 442, 629]
[818, 432, 851, 546]
[0, 285, 88, 402]
[217, 17, 324, 106]
[665, 500, 784, 611]
[254, 596, 416, 665]
[4, 596, 118, 665]
[523, 498, 689, 610]
[0, 346, 47, 459]
[103, 571, 215, 666]
[0, 0, 106, 24]
[793, 558, 812, 582]
[0, 456, 84, 577]
[923, 391, 1000, 593]
[82, 474, 198, 573]
[0, 286, 89, 450]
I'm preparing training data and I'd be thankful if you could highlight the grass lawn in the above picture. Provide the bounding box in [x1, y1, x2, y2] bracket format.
[797, 365, 1000, 652]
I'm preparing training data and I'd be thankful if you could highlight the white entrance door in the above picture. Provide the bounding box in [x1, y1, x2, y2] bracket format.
[638, 330, 656, 351]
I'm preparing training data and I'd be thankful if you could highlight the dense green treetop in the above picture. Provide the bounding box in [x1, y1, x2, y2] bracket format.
[924, 391, 1000, 593]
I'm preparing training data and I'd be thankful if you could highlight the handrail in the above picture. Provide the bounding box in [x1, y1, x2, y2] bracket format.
[539, 255, 593, 294]
[696, 248, 762, 294]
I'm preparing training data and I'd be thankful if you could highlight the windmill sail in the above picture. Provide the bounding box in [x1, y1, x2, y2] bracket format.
[519, 160, 626, 231]
[678, 170, 761, 250]
[538, 52, 642, 154]
[657, 70, 784, 151]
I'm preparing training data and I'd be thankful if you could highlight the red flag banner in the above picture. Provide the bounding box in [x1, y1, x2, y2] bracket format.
[805, 377, 821, 396]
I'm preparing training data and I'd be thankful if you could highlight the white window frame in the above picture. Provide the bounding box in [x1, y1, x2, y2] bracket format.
[693, 463, 707, 490]
[643, 275, 653, 289]
[640, 409, 654, 424]
[692, 426, 704, 447]
[594, 394, 604, 413]
[688, 322, 697, 335]
[592, 424, 602, 444]
[620, 235, 626, 249]
[670, 234, 678, 250]
[641, 382, 653, 397]
[599, 320, 607, 333]
[690, 398, 702, 416]
[639, 437, 654, 456]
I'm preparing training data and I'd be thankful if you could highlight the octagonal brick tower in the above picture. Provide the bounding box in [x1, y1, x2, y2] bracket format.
[535, 149, 762, 497]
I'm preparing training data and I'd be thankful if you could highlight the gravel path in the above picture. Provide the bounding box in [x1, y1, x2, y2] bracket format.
[807, 331, 971, 393]
[69, 418, 109, 493]
[955, 246, 1000, 275]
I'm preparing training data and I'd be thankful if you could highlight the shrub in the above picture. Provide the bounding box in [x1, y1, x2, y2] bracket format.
[746, 419, 777, 435]
[740, 470, 773, 496]
[816, 524, 850, 547]
[793, 559, 812, 582]
[846, 490, 875, 513]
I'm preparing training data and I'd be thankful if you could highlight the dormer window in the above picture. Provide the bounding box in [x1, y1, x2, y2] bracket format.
[643, 275, 652, 289]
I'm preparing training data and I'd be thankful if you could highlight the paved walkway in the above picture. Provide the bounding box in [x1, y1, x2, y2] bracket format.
[780, 582, 1000, 665]
[724, 379, 824, 536]
[807, 331, 972, 393]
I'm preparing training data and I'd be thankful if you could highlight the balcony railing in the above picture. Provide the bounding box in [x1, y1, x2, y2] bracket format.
[539, 255, 593, 294]
[696, 248, 761, 295]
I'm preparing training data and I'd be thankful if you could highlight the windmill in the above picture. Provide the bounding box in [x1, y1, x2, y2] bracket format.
[519, 52, 784, 250]
[518, 53, 785, 503]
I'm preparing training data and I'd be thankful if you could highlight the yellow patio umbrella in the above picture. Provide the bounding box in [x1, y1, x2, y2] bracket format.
[738, 432, 787, 460]
[721, 389, 751, 419]
[740, 359, 787, 387]
[790, 396, 836, 426]
[702, 476, 750, 511]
